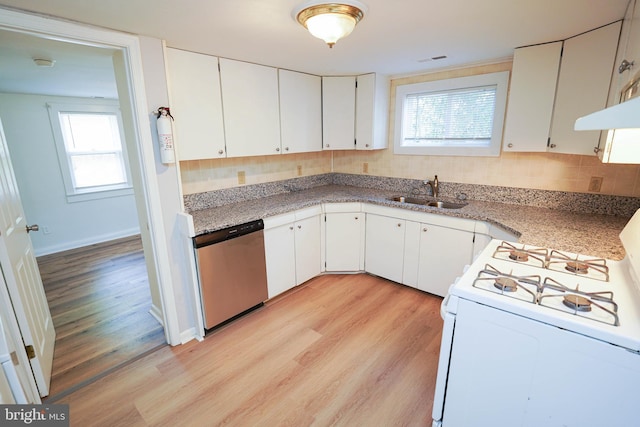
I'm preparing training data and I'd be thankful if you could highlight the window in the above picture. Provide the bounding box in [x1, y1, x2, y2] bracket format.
[48, 102, 133, 202]
[394, 71, 509, 156]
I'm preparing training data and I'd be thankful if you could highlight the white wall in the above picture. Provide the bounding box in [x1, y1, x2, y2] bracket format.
[0, 93, 140, 256]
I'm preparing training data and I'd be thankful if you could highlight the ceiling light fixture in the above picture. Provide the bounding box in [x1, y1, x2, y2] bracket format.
[293, 1, 366, 48]
[33, 58, 55, 67]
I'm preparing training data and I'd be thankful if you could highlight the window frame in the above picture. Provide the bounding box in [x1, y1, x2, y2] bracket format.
[47, 102, 133, 203]
[393, 71, 510, 157]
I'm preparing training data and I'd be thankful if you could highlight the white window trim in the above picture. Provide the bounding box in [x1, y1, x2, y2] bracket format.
[47, 101, 134, 203]
[394, 71, 510, 157]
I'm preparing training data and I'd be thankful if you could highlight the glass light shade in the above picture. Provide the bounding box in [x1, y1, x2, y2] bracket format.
[305, 13, 356, 47]
[601, 128, 640, 163]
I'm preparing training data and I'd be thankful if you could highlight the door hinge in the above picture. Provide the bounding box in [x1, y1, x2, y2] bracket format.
[25, 345, 36, 360]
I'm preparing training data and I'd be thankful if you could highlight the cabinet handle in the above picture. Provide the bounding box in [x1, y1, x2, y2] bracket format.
[354, 216, 359, 220]
[285, 147, 289, 151]
[218, 149, 224, 155]
[326, 144, 330, 148]
[276, 147, 280, 152]
[549, 144, 556, 149]
[397, 223, 402, 227]
[289, 226, 294, 230]
[297, 225, 302, 229]
[423, 227, 428, 232]
[507, 143, 513, 148]
[365, 144, 370, 147]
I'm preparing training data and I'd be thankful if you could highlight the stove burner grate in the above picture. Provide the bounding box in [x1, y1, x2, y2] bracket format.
[493, 242, 547, 268]
[539, 278, 619, 326]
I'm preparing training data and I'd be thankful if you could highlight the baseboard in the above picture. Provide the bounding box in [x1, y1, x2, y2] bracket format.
[180, 327, 203, 344]
[148, 304, 164, 327]
[34, 227, 140, 256]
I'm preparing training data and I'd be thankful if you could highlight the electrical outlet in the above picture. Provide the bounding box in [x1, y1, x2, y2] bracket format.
[237, 171, 246, 185]
[363, 162, 369, 174]
[588, 176, 603, 192]
[297, 165, 302, 176]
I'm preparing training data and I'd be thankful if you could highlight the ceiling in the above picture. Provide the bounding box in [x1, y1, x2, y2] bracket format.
[0, 0, 630, 98]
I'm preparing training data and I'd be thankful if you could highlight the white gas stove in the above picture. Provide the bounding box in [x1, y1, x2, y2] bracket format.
[450, 239, 640, 351]
[432, 209, 640, 427]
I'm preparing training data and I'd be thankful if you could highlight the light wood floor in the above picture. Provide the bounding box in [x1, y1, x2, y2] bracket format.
[37, 235, 166, 398]
[57, 273, 444, 426]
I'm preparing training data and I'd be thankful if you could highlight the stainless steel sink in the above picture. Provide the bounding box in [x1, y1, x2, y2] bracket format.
[388, 196, 467, 209]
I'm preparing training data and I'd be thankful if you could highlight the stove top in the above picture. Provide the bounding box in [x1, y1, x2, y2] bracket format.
[449, 239, 640, 352]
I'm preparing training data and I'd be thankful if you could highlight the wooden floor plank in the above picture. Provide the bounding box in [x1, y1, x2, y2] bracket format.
[38, 235, 166, 398]
[57, 273, 443, 426]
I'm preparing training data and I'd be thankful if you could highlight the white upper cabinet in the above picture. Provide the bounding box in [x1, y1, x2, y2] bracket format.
[503, 42, 562, 152]
[219, 58, 281, 157]
[279, 69, 322, 154]
[322, 76, 356, 150]
[504, 22, 621, 155]
[355, 73, 389, 150]
[165, 48, 226, 160]
[611, 0, 640, 99]
[550, 21, 622, 155]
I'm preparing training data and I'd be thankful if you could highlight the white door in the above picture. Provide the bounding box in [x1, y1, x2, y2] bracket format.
[0, 117, 55, 397]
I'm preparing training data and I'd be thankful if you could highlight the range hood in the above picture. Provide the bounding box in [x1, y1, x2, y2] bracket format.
[574, 96, 640, 131]
[574, 82, 640, 164]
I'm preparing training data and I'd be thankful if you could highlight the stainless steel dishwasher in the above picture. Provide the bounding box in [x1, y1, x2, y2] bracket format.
[194, 219, 268, 329]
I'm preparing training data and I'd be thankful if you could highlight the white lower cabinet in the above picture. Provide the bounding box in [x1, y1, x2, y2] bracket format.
[364, 214, 406, 283]
[324, 203, 365, 272]
[264, 207, 321, 298]
[363, 205, 477, 297]
[415, 224, 474, 297]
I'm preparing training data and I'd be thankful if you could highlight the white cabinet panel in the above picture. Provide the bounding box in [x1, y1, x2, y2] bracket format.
[550, 22, 621, 155]
[325, 212, 364, 271]
[220, 58, 281, 157]
[322, 76, 356, 150]
[264, 223, 296, 298]
[416, 224, 475, 297]
[165, 48, 226, 160]
[294, 215, 322, 285]
[279, 70, 322, 154]
[355, 73, 389, 150]
[503, 42, 562, 152]
[364, 214, 405, 283]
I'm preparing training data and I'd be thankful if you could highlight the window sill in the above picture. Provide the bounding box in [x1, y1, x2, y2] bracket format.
[66, 186, 134, 203]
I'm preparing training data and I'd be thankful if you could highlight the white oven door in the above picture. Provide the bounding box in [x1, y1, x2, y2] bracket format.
[441, 298, 640, 427]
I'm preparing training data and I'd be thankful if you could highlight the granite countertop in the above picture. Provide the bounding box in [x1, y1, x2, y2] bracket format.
[189, 184, 630, 260]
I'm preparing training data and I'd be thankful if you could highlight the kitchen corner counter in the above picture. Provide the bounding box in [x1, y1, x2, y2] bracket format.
[189, 184, 631, 260]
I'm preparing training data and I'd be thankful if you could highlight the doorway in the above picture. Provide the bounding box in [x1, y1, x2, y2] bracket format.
[0, 8, 181, 401]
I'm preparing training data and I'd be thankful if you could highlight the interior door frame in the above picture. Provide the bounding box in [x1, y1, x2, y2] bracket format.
[0, 9, 181, 345]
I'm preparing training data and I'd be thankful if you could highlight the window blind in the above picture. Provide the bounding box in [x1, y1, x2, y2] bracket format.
[402, 85, 497, 147]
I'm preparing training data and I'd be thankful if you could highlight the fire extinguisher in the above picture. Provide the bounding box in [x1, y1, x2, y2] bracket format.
[155, 107, 175, 164]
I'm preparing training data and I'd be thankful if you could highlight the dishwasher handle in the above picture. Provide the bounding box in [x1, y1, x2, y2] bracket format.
[194, 219, 264, 248]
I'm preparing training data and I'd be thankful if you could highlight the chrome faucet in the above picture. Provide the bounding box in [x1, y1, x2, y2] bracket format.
[424, 175, 439, 198]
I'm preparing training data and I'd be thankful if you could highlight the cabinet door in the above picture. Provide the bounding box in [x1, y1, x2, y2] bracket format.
[165, 48, 226, 160]
[364, 214, 405, 283]
[279, 70, 322, 154]
[355, 73, 389, 150]
[264, 223, 296, 298]
[325, 212, 364, 271]
[322, 76, 356, 150]
[219, 58, 281, 157]
[503, 42, 562, 152]
[416, 224, 474, 297]
[549, 22, 621, 155]
[294, 215, 322, 285]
